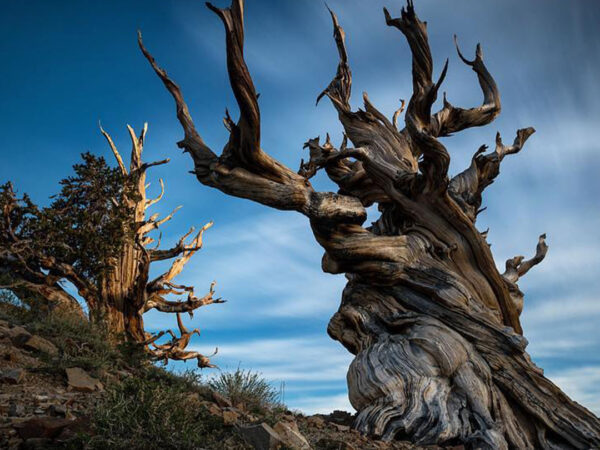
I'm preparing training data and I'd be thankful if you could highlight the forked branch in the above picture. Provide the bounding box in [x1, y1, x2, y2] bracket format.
[431, 36, 501, 137]
[503, 234, 548, 284]
[449, 127, 535, 221]
[149, 313, 218, 368]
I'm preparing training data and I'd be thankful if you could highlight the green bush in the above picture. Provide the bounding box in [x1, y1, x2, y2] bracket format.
[74, 374, 244, 450]
[208, 368, 283, 413]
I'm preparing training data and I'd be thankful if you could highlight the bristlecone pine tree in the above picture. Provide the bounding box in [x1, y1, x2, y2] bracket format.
[0, 124, 221, 367]
[139, 0, 600, 447]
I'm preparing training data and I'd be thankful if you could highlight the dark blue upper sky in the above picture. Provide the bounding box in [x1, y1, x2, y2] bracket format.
[1, 0, 600, 413]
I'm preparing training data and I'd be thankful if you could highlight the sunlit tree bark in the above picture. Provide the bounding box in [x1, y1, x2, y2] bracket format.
[140, 0, 600, 447]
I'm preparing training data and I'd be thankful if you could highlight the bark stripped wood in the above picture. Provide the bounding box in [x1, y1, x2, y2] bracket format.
[141, 0, 600, 447]
[0, 126, 221, 368]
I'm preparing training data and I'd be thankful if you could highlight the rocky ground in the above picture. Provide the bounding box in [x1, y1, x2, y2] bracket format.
[0, 313, 448, 450]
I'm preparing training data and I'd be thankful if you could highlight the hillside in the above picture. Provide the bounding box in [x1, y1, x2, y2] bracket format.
[0, 304, 436, 450]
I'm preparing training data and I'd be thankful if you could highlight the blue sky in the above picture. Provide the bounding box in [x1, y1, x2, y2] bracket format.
[1, 0, 600, 414]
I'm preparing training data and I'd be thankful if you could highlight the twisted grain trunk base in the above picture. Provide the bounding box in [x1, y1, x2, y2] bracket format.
[330, 283, 598, 449]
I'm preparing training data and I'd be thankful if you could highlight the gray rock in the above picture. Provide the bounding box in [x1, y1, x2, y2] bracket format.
[8, 403, 25, 417]
[273, 421, 312, 449]
[0, 368, 25, 384]
[238, 423, 284, 450]
[48, 404, 67, 417]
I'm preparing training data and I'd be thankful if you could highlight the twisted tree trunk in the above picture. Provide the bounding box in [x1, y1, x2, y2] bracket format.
[94, 241, 145, 341]
[140, 0, 600, 447]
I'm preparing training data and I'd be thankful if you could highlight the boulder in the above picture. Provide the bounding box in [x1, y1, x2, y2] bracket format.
[273, 421, 311, 450]
[21, 335, 58, 355]
[281, 418, 300, 433]
[13, 417, 73, 440]
[0, 368, 25, 384]
[65, 367, 102, 392]
[238, 423, 284, 450]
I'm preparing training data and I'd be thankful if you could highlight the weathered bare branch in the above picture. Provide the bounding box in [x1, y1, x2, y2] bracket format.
[144, 281, 225, 315]
[431, 36, 501, 137]
[137, 205, 182, 236]
[149, 313, 218, 368]
[145, 178, 165, 209]
[99, 122, 128, 176]
[38, 256, 98, 304]
[503, 234, 548, 284]
[317, 6, 351, 111]
[384, 1, 450, 190]
[149, 226, 194, 261]
[148, 222, 212, 291]
[449, 127, 535, 221]
[127, 123, 148, 171]
[138, 4, 367, 224]
[392, 99, 406, 130]
[141, 158, 170, 172]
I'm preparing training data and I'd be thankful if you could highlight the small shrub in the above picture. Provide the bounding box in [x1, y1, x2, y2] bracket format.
[208, 368, 283, 413]
[74, 374, 241, 450]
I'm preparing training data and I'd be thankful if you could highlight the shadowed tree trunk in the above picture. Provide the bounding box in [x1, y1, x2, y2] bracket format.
[140, 0, 600, 447]
[1, 125, 222, 367]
